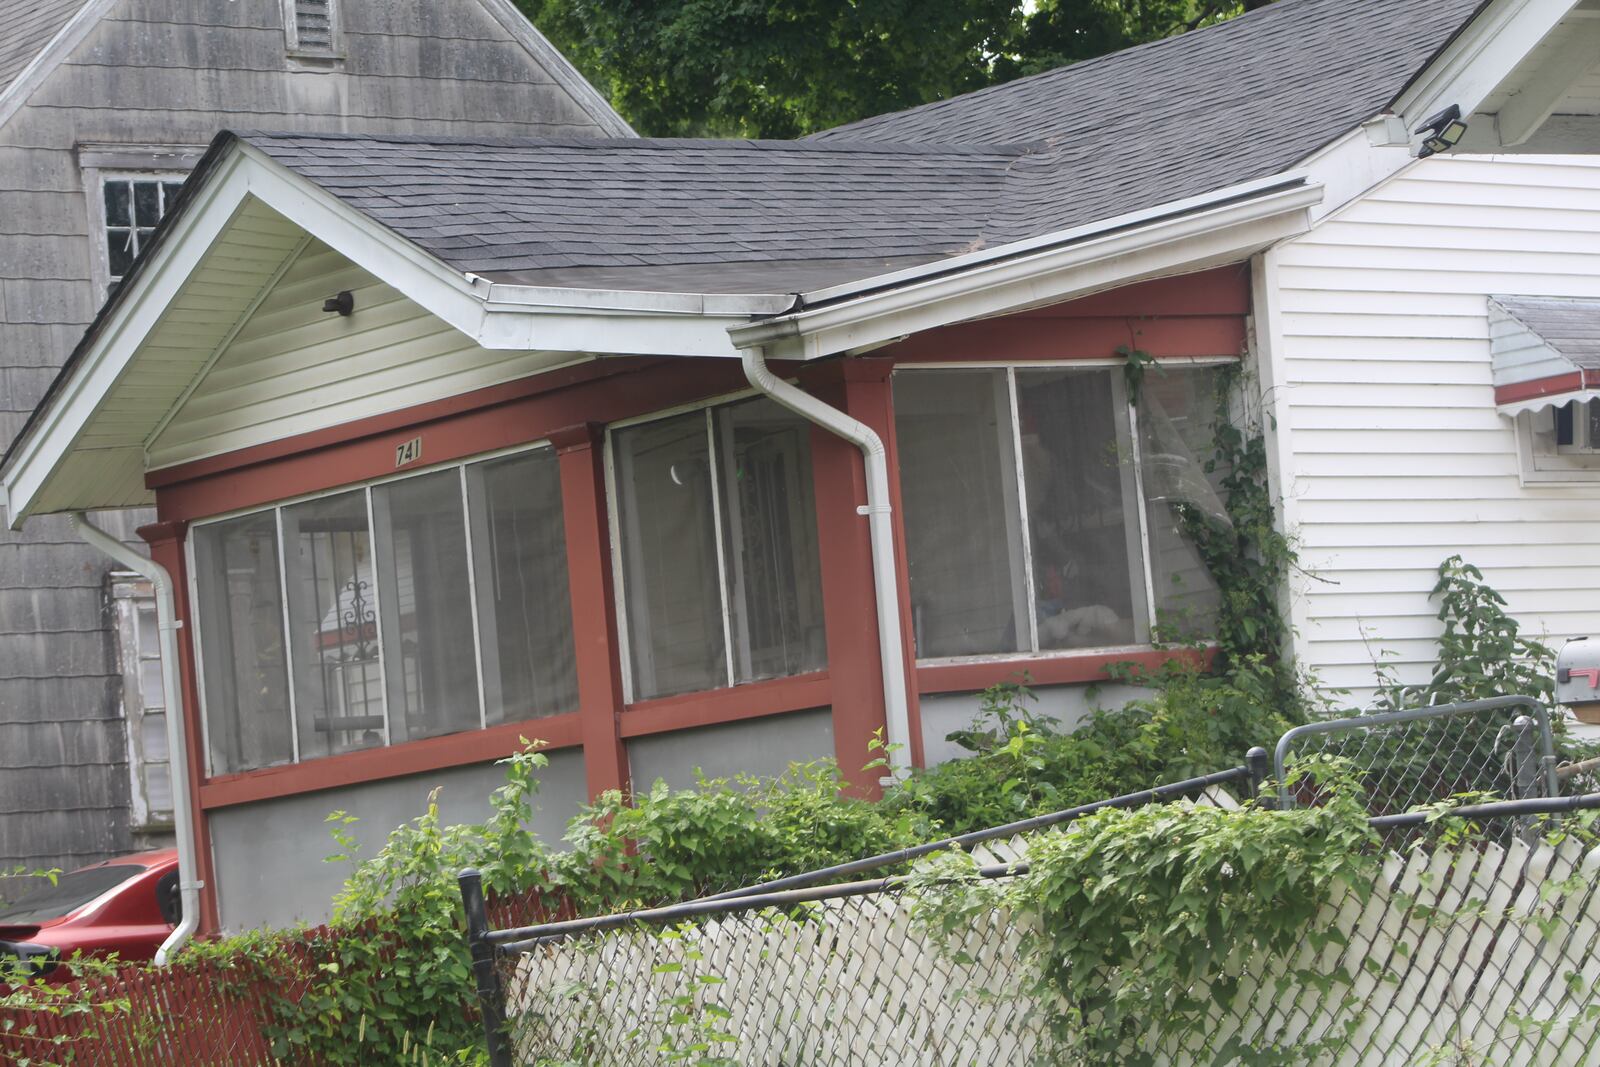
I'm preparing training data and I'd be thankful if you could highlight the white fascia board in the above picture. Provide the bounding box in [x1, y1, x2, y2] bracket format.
[729, 181, 1324, 361]
[1296, 127, 1418, 226]
[1387, 0, 1580, 138]
[476, 303, 767, 358]
[232, 143, 491, 342]
[2, 149, 259, 527]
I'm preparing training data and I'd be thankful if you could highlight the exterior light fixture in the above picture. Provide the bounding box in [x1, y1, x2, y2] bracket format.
[322, 290, 355, 315]
[1415, 104, 1467, 158]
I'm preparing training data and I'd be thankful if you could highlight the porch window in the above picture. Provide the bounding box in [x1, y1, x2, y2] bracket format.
[893, 365, 1226, 661]
[191, 445, 576, 775]
[611, 396, 827, 701]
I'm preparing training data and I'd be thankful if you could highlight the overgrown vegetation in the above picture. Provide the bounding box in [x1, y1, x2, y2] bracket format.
[912, 756, 1380, 1063]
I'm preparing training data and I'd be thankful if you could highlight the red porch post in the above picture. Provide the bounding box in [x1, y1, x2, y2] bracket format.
[806, 357, 924, 796]
[550, 423, 631, 799]
[139, 519, 222, 935]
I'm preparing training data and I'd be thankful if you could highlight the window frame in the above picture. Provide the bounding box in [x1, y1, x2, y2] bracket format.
[605, 387, 829, 704]
[1514, 401, 1600, 484]
[186, 439, 565, 778]
[281, 0, 345, 60]
[892, 356, 1233, 667]
[110, 574, 173, 832]
[80, 147, 203, 298]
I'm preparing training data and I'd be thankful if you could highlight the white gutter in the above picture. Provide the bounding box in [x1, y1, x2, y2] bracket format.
[69, 513, 199, 965]
[731, 179, 1323, 360]
[739, 347, 912, 780]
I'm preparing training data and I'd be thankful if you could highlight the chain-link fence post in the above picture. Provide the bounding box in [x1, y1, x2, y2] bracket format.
[459, 868, 513, 1067]
[1245, 746, 1272, 808]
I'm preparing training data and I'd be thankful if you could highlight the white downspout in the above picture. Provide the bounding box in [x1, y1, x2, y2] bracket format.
[69, 512, 200, 964]
[739, 347, 912, 779]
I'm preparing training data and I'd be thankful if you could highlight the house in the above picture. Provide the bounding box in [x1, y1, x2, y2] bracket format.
[0, 0, 629, 879]
[3, 0, 1597, 935]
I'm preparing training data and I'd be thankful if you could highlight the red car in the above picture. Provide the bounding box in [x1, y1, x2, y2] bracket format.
[0, 849, 180, 978]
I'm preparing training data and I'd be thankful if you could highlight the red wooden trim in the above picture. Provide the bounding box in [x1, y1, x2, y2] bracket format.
[137, 520, 218, 934]
[1012, 265, 1250, 317]
[1494, 371, 1597, 405]
[880, 315, 1246, 365]
[916, 646, 1215, 694]
[555, 427, 631, 799]
[837, 368, 926, 768]
[198, 713, 583, 809]
[153, 357, 804, 523]
[809, 376, 890, 797]
[619, 672, 832, 738]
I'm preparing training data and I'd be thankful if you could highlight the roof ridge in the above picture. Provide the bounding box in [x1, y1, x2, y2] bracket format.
[236, 129, 1039, 157]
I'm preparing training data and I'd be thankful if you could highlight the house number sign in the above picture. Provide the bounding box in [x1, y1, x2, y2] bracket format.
[395, 436, 423, 467]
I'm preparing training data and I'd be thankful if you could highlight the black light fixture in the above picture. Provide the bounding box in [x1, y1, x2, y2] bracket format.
[322, 290, 355, 316]
[1415, 104, 1468, 158]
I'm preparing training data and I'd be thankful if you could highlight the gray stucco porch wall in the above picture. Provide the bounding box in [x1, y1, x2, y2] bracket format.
[208, 748, 587, 932]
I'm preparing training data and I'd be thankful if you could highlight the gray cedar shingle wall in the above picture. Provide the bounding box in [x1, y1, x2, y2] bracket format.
[0, 0, 616, 872]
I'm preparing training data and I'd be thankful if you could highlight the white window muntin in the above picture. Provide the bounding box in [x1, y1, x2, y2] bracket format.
[187, 439, 560, 777]
[894, 358, 1232, 664]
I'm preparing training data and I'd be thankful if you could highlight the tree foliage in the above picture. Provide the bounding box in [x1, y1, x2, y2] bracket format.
[518, 0, 1276, 138]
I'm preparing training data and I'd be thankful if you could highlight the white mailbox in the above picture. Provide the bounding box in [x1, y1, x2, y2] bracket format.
[1557, 638, 1600, 723]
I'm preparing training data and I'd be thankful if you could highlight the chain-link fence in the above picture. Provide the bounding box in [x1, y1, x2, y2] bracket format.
[1274, 695, 1559, 815]
[461, 698, 1600, 1065]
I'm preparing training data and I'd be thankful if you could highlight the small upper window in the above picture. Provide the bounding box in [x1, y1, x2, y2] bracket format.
[101, 176, 185, 294]
[284, 0, 343, 58]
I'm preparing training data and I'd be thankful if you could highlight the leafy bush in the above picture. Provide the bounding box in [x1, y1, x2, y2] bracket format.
[911, 756, 1380, 1063]
[881, 658, 1302, 836]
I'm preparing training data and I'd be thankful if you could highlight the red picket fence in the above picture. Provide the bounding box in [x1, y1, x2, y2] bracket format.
[0, 890, 556, 1065]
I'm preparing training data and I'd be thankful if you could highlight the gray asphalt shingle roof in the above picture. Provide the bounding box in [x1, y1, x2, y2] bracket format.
[0, 0, 89, 94]
[241, 0, 1482, 295]
[1496, 296, 1600, 371]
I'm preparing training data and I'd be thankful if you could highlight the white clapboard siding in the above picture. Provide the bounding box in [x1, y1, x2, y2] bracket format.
[145, 239, 575, 471]
[1269, 156, 1600, 707]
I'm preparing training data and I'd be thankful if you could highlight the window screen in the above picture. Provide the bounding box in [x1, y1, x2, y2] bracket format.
[192, 513, 293, 775]
[466, 450, 578, 724]
[282, 490, 384, 761]
[192, 447, 580, 775]
[1016, 369, 1143, 650]
[372, 470, 481, 743]
[613, 397, 828, 701]
[714, 398, 827, 683]
[1138, 369, 1226, 638]
[893, 371, 1028, 658]
[893, 364, 1227, 662]
[614, 411, 726, 700]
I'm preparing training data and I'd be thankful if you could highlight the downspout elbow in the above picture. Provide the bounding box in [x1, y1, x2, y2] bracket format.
[68, 512, 200, 965]
[738, 348, 910, 778]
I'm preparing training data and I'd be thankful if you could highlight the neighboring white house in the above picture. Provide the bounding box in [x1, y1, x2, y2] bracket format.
[1258, 151, 1600, 704]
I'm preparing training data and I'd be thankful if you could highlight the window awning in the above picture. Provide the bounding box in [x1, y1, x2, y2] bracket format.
[1491, 296, 1600, 415]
